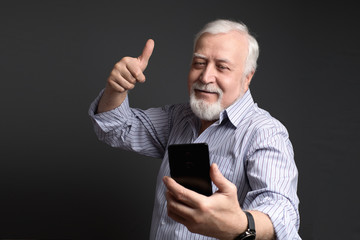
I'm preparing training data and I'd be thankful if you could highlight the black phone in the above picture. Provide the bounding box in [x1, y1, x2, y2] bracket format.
[168, 143, 212, 196]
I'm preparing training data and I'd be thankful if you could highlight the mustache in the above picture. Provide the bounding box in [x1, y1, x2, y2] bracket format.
[191, 81, 223, 96]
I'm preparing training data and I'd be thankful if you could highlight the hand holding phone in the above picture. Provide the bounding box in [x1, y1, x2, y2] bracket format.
[168, 143, 212, 196]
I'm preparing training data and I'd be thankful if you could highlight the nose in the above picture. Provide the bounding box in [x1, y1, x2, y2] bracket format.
[199, 64, 216, 84]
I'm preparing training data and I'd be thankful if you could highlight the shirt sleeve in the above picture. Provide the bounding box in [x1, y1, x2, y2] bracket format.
[88, 90, 173, 159]
[244, 121, 301, 240]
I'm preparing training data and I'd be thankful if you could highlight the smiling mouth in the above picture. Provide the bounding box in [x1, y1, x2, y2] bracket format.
[195, 89, 218, 95]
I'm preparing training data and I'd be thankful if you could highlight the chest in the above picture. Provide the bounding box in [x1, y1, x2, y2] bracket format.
[167, 120, 252, 186]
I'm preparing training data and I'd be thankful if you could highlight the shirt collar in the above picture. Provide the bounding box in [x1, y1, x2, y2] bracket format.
[186, 89, 255, 132]
[219, 90, 255, 128]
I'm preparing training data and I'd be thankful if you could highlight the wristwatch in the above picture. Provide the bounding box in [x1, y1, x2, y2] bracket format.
[234, 211, 256, 240]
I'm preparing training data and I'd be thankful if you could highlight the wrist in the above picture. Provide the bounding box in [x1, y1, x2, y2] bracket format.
[98, 85, 127, 113]
[233, 211, 256, 240]
[225, 210, 248, 240]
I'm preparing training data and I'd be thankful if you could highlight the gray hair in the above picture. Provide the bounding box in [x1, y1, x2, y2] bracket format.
[194, 19, 259, 76]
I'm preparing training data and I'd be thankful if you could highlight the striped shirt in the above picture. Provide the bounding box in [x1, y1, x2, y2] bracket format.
[88, 90, 300, 240]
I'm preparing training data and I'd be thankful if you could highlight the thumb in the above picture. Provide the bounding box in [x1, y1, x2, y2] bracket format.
[138, 39, 154, 71]
[210, 163, 234, 193]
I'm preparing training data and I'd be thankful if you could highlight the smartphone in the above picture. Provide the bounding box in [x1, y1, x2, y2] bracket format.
[168, 143, 212, 196]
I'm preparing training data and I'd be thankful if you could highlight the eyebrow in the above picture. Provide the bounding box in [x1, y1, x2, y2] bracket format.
[193, 53, 207, 59]
[193, 52, 231, 63]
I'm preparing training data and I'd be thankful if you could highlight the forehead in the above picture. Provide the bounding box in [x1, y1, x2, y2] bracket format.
[194, 31, 249, 62]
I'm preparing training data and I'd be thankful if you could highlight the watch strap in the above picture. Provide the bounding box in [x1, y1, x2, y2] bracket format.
[245, 211, 255, 232]
[234, 211, 256, 240]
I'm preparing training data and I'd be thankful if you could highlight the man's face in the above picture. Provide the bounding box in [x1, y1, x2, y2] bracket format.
[188, 31, 253, 119]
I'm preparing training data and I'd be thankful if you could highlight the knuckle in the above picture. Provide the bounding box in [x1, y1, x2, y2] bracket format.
[121, 56, 131, 63]
[198, 201, 210, 213]
[109, 69, 117, 78]
[114, 61, 123, 69]
[175, 188, 187, 201]
[107, 76, 117, 86]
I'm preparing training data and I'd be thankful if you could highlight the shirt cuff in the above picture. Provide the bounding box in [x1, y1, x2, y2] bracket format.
[248, 198, 300, 240]
[88, 89, 133, 133]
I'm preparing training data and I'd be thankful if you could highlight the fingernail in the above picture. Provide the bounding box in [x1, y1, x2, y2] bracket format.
[163, 176, 168, 183]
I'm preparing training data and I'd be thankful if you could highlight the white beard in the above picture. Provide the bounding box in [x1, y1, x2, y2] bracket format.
[189, 81, 224, 121]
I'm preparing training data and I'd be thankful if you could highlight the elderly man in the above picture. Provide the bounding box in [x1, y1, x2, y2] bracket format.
[89, 19, 300, 239]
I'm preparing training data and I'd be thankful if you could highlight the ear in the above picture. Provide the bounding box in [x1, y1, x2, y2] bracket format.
[245, 70, 255, 86]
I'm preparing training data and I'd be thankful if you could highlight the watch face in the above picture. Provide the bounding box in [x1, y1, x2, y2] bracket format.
[242, 235, 256, 240]
[239, 230, 256, 240]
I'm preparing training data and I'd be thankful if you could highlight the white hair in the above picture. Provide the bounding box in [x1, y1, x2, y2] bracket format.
[194, 19, 259, 77]
[189, 81, 224, 121]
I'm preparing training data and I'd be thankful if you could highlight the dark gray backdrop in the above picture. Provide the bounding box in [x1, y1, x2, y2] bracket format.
[1, 1, 359, 239]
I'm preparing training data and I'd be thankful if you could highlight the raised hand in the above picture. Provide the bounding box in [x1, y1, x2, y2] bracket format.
[107, 39, 154, 93]
[97, 39, 154, 113]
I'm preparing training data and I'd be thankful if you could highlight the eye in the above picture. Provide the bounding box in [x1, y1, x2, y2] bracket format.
[217, 64, 230, 71]
[193, 61, 206, 69]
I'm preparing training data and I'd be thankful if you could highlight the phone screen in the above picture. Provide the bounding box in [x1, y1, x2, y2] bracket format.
[168, 143, 212, 196]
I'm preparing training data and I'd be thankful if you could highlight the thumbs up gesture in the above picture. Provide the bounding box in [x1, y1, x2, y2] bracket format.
[108, 39, 154, 92]
[97, 39, 154, 113]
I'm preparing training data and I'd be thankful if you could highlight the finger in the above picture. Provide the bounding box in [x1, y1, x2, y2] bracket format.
[167, 207, 187, 226]
[111, 63, 137, 84]
[108, 74, 135, 92]
[138, 39, 154, 71]
[110, 66, 135, 87]
[126, 64, 146, 83]
[114, 58, 145, 83]
[210, 163, 236, 194]
[111, 60, 138, 84]
[163, 176, 204, 208]
[166, 191, 194, 222]
[107, 77, 126, 92]
[117, 76, 136, 90]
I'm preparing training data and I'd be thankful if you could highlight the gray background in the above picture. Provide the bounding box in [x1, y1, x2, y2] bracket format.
[1, 1, 359, 239]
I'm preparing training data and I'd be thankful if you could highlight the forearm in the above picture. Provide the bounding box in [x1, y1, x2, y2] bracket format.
[221, 209, 275, 240]
[248, 210, 275, 240]
[89, 91, 172, 158]
[97, 83, 127, 113]
[223, 209, 275, 240]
